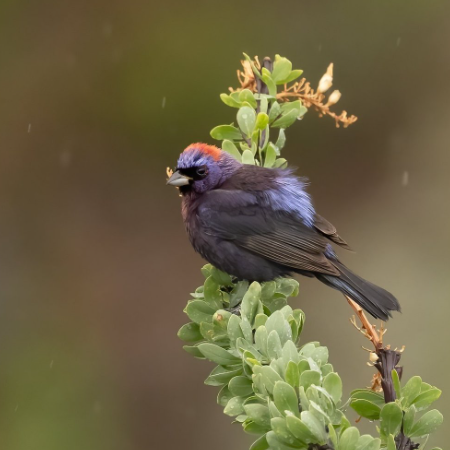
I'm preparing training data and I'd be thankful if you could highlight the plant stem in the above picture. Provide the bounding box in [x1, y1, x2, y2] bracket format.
[256, 57, 273, 165]
[346, 298, 419, 450]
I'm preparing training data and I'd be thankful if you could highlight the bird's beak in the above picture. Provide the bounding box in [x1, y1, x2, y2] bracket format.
[166, 170, 191, 187]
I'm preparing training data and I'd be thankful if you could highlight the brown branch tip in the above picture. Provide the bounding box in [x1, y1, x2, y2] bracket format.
[347, 296, 405, 392]
[230, 56, 358, 128]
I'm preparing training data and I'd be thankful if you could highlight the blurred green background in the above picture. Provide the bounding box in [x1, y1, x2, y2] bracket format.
[1, 1, 449, 449]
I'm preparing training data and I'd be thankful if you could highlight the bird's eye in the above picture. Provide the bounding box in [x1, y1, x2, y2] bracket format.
[196, 166, 208, 177]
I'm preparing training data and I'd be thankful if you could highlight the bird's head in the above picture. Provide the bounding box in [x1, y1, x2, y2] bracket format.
[167, 143, 240, 194]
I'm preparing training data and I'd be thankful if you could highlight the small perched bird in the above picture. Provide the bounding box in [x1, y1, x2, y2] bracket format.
[167, 143, 400, 320]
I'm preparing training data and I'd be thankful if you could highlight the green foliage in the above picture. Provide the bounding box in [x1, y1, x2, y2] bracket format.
[179, 54, 443, 450]
[350, 375, 443, 446]
[212, 55, 306, 169]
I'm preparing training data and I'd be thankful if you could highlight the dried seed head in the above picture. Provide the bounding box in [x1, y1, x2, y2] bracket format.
[327, 90, 341, 106]
[369, 352, 379, 363]
[318, 63, 334, 93]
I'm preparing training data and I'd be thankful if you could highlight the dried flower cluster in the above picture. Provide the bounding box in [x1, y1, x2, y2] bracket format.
[232, 57, 358, 128]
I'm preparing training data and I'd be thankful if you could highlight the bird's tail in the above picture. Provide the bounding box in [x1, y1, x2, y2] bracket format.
[315, 260, 400, 320]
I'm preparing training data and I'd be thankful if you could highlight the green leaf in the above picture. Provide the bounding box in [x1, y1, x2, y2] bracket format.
[403, 405, 416, 435]
[273, 158, 288, 168]
[271, 417, 299, 446]
[250, 435, 269, 450]
[350, 389, 385, 407]
[266, 311, 292, 345]
[253, 365, 282, 394]
[230, 280, 249, 308]
[298, 105, 308, 119]
[239, 89, 257, 108]
[273, 381, 300, 417]
[229, 375, 253, 397]
[356, 435, 381, 450]
[386, 434, 396, 450]
[241, 281, 262, 325]
[311, 346, 329, 365]
[282, 340, 300, 366]
[177, 322, 203, 342]
[278, 69, 304, 85]
[199, 321, 227, 342]
[210, 267, 233, 285]
[264, 143, 277, 167]
[300, 370, 321, 391]
[185, 300, 215, 324]
[244, 404, 271, 428]
[276, 278, 299, 297]
[242, 149, 255, 165]
[259, 125, 270, 151]
[182, 345, 204, 358]
[261, 73, 277, 97]
[222, 139, 242, 161]
[350, 399, 381, 421]
[265, 431, 296, 450]
[412, 387, 442, 411]
[285, 413, 315, 444]
[213, 309, 231, 329]
[220, 93, 241, 108]
[268, 101, 281, 123]
[227, 314, 244, 344]
[339, 426, 360, 450]
[210, 124, 242, 141]
[380, 402, 403, 438]
[217, 385, 233, 406]
[256, 112, 269, 131]
[300, 410, 327, 442]
[285, 361, 300, 388]
[259, 96, 268, 114]
[267, 330, 283, 360]
[254, 313, 268, 328]
[240, 317, 253, 342]
[237, 106, 257, 137]
[272, 109, 299, 128]
[244, 421, 269, 435]
[402, 376, 422, 408]
[272, 55, 293, 84]
[275, 129, 286, 151]
[198, 343, 240, 365]
[391, 369, 401, 399]
[254, 326, 268, 355]
[321, 363, 333, 378]
[224, 396, 245, 416]
[201, 264, 213, 278]
[309, 400, 330, 423]
[205, 365, 242, 386]
[280, 99, 301, 114]
[323, 372, 342, 404]
[203, 276, 223, 310]
[409, 409, 443, 438]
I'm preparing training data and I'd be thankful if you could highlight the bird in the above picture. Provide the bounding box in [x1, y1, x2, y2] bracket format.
[167, 143, 400, 320]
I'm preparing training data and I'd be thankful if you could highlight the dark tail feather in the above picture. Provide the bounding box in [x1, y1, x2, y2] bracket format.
[315, 261, 400, 320]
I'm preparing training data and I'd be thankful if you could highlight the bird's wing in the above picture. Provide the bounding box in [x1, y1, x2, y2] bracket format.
[197, 190, 340, 276]
[313, 214, 352, 250]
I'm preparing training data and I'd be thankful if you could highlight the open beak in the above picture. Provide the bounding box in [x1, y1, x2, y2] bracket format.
[166, 170, 191, 187]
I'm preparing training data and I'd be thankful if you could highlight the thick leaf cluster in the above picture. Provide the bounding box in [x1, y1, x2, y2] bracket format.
[179, 266, 378, 450]
[350, 376, 442, 449]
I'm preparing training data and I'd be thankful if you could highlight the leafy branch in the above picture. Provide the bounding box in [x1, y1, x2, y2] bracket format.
[176, 54, 442, 450]
[228, 55, 357, 128]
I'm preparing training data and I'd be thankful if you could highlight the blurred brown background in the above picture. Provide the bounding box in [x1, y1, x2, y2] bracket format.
[0, 1, 449, 449]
